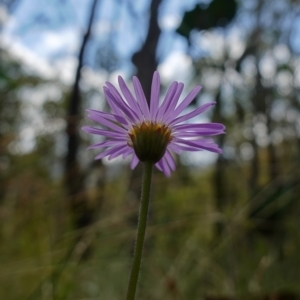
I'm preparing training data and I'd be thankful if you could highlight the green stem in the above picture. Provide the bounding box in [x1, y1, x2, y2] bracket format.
[125, 161, 154, 300]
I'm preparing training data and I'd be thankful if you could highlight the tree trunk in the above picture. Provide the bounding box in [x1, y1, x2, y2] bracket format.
[132, 0, 162, 101]
[65, 0, 99, 229]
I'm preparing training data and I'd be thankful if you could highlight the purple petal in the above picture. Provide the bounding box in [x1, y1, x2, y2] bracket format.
[133, 76, 150, 119]
[174, 138, 222, 153]
[150, 71, 160, 120]
[87, 112, 128, 133]
[108, 145, 130, 160]
[82, 126, 127, 139]
[155, 161, 163, 172]
[162, 83, 184, 122]
[156, 81, 178, 122]
[168, 102, 216, 126]
[106, 82, 139, 122]
[95, 145, 126, 160]
[86, 109, 128, 126]
[106, 81, 141, 123]
[87, 140, 125, 149]
[164, 150, 176, 171]
[167, 143, 182, 154]
[118, 76, 143, 120]
[170, 143, 203, 152]
[166, 86, 202, 121]
[103, 87, 123, 116]
[172, 123, 225, 131]
[122, 147, 134, 158]
[130, 154, 139, 169]
[173, 129, 225, 137]
[156, 158, 171, 177]
[105, 81, 124, 103]
[105, 88, 139, 123]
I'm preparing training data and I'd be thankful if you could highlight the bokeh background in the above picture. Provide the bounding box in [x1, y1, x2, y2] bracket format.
[1, 0, 300, 299]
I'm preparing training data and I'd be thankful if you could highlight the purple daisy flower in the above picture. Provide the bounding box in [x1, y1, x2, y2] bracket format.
[82, 71, 225, 177]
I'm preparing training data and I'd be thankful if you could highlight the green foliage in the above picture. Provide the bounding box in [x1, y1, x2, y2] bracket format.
[1, 159, 300, 299]
[176, 0, 237, 40]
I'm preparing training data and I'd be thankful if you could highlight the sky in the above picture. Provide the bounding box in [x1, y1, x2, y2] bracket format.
[0, 0, 199, 82]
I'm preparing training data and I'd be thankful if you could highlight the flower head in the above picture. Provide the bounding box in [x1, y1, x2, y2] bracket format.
[82, 71, 225, 177]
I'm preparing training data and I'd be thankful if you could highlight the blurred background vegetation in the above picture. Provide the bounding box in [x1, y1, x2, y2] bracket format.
[1, 0, 300, 299]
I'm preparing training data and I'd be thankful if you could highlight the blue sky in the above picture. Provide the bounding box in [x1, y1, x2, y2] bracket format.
[2, 0, 200, 71]
[2, 0, 299, 78]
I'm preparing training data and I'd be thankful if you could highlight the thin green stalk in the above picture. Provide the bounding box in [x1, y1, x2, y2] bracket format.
[125, 161, 154, 300]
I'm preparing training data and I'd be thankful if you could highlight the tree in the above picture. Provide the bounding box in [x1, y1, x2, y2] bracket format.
[65, 0, 100, 230]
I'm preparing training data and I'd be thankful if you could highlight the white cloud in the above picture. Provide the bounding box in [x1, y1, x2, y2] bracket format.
[0, 34, 56, 78]
[259, 52, 276, 79]
[52, 55, 78, 85]
[227, 30, 245, 59]
[37, 28, 79, 56]
[273, 44, 290, 64]
[198, 31, 225, 60]
[159, 14, 181, 30]
[158, 51, 192, 83]
[0, 4, 9, 25]
[181, 151, 218, 167]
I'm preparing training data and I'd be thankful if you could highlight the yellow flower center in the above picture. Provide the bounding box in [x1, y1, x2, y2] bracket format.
[128, 122, 173, 163]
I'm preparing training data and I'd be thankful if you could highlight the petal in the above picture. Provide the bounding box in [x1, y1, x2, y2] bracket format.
[167, 143, 182, 154]
[105, 88, 139, 123]
[170, 143, 203, 152]
[87, 112, 128, 133]
[82, 126, 127, 139]
[87, 140, 125, 149]
[105, 81, 124, 103]
[108, 145, 130, 160]
[156, 158, 171, 177]
[118, 76, 143, 120]
[156, 81, 178, 122]
[150, 71, 161, 120]
[164, 150, 176, 171]
[133, 76, 150, 119]
[130, 154, 139, 169]
[162, 83, 184, 122]
[155, 161, 163, 172]
[95, 145, 126, 160]
[167, 86, 202, 121]
[168, 102, 216, 126]
[172, 123, 225, 131]
[122, 147, 134, 158]
[173, 129, 224, 137]
[174, 138, 222, 153]
[103, 87, 123, 116]
[106, 81, 141, 123]
[86, 109, 128, 126]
